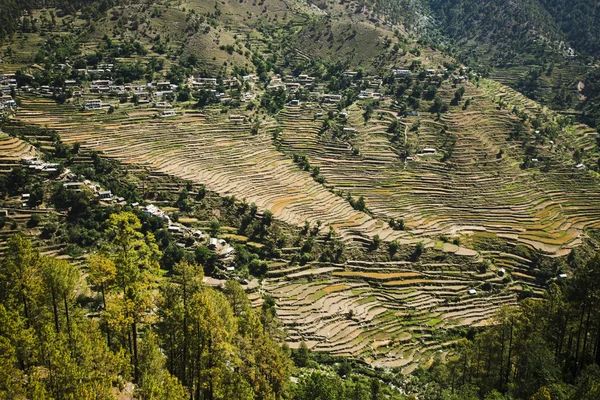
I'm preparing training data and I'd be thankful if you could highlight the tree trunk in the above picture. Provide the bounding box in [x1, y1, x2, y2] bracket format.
[101, 283, 111, 347]
[575, 304, 587, 369]
[195, 322, 202, 400]
[462, 352, 468, 386]
[557, 314, 568, 358]
[208, 335, 214, 400]
[183, 279, 189, 387]
[132, 320, 139, 383]
[581, 309, 592, 370]
[51, 287, 60, 333]
[505, 317, 514, 388]
[485, 342, 493, 378]
[594, 319, 600, 365]
[63, 292, 71, 341]
[499, 326, 506, 389]
[475, 342, 481, 379]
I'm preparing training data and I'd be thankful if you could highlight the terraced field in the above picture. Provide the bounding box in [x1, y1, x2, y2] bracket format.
[12, 97, 405, 245]
[0, 133, 37, 172]
[263, 258, 519, 372]
[275, 82, 600, 255]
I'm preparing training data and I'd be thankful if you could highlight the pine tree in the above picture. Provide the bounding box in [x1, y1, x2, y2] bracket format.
[103, 212, 162, 383]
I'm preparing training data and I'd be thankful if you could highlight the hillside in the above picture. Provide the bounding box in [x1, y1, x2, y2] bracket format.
[418, 0, 600, 128]
[1, 0, 600, 398]
[539, 0, 600, 57]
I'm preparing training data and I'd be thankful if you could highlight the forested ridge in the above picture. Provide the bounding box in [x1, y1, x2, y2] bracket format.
[0, 215, 291, 399]
[3, 225, 600, 399]
[425, 0, 600, 60]
[0, 0, 119, 43]
[427, 0, 565, 63]
[538, 0, 600, 57]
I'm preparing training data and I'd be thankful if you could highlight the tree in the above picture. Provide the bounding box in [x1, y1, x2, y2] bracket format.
[102, 212, 162, 383]
[223, 280, 250, 318]
[87, 254, 116, 344]
[363, 103, 374, 122]
[263, 210, 274, 226]
[87, 254, 116, 312]
[529, 387, 551, 400]
[430, 95, 448, 113]
[371, 235, 381, 250]
[188, 287, 239, 399]
[293, 371, 343, 400]
[138, 331, 187, 400]
[0, 234, 43, 326]
[209, 220, 220, 237]
[389, 240, 400, 256]
[28, 183, 44, 207]
[574, 364, 600, 399]
[41, 257, 77, 337]
[0, 334, 26, 399]
[295, 341, 310, 367]
[355, 196, 366, 212]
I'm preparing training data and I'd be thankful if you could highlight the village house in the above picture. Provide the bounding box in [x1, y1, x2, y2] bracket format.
[191, 77, 218, 87]
[63, 182, 85, 191]
[84, 99, 105, 110]
[392, 69, 412, 77]
[159, 110, 177, 118]
[154, 101, 173, 109]
[322, 94, 342, 103]
[229, 115, 246, 122]
[285, 82, 302, 93]
[98, 190, 113, 200]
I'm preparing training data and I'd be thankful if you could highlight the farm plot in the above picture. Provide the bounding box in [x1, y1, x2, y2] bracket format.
[274, 82, 600, 255]
[264, 260, 517, 372]
[11, 97, 404, 243]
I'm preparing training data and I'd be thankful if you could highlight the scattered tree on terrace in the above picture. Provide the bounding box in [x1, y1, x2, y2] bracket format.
[430, 95, 448, 114]
[389, 240, 400, 256]
[389, 217, 405, 230]
[388, 118, 401, 134]
[261, 87, 287, 115]
[209, 220, 220, 237]
[355, 195, 366, 212]
[452, 86, 466, 105]
[363, 103, 374, 122]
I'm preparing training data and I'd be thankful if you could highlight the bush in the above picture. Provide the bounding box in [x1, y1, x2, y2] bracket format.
[64, 243, 83, 258]
[371, 234, 381, 250]
[389, 240, 400, 255]
[412, 242, 424, 260]
[28, 214, 42, 228]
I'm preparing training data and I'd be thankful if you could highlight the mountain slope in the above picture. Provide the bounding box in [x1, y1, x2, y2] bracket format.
[539, 0, 600, 57]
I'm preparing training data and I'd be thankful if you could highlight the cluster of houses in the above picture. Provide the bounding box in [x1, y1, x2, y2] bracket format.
[84, 80, 178, 102]
[141, 202, 235, 260]
[358, 90, 384, 100]
[20, 156, 59, 173]
[0, 74, 17, 90]
[3, 61, 475, 119]
[0, 94, 17, 113]
[189, 74, 258, 104]
[61, 178, 124, 204]
[267, 74, 316, 93]
[0, 75, 17, 113]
